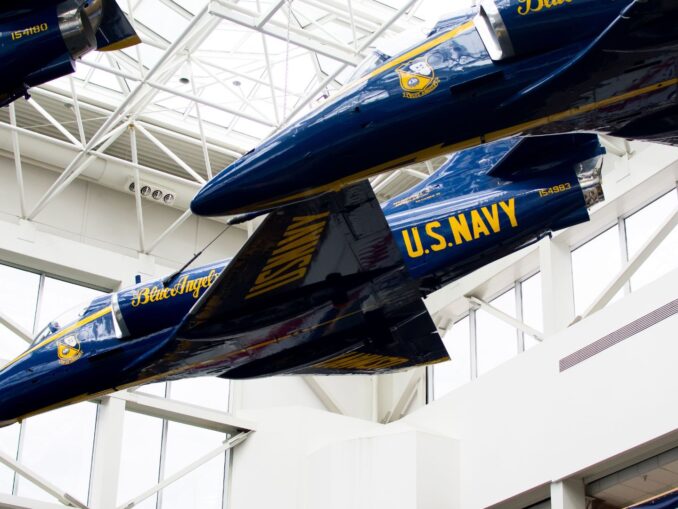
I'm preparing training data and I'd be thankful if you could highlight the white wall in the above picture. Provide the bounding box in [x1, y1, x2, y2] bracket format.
[0, 155, 247, 287]
[228, 268, 678, 509]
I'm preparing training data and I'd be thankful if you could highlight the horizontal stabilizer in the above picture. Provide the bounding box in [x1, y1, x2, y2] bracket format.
[488, 134, 604, 180]
[177, 181, 448, 377]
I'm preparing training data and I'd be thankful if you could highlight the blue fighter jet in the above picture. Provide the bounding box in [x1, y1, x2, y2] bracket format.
[0, 133, 605, 426]
[190, 0, 677, 217]
[0, 0, 140, 107]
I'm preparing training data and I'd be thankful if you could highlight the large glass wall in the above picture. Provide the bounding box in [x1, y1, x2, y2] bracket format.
[0, 262, 232, 508]
[430, 185, 677, 402]
[432, 273, 542, 400]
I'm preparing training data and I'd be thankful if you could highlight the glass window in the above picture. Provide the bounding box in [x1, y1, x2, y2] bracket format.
[0, 264, 40, 360]
[476, 289, 518, 376]
[572, 226, 622, 316]
[117, 412, 163, 509]
[0, 423, 20, 494]
[17, 402, 97, 503]
[169, 377, 230, 411]
[521, 273, 543, 350]
[432, 316, 471, 400]
[161, 422, 226, 509]
[625, 190, 678, 292]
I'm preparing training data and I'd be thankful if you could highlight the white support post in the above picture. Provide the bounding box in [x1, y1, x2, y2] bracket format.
[303, 377, 347, 415]
[551, 479, 586, 509]
[188, 58, 213, 179]
[0, 449, 90, 509]
[117, 432, 251, 509]
[88, 397, 126, 509]
[579, 206, 678, 320]
[539, 236, 575, 336]
[466, 296, 545, 342]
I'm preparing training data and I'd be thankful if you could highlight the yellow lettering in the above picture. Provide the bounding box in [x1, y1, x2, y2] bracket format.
[499, 198, 518, 227]
[425, 221, 447, 252]
[131, 288, 149, 307]
[246, 269, 307, 299]
[402, 228, 424, 258]
[449, 214, 472, 245]
[518, 0, 570, 15]
[470, 210, 490, 239]
[481, 204, 501, 234]
[264, 241, 317, 272]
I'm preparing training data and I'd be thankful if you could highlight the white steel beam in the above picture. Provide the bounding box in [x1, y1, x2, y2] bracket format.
[68, 78, 87, 147]
[8, 104, 27, 219]
[303, 376, 347, 415]
[26, 98, 83, 148]
[134, 123, 207, 184]
[0, 449, 90, 509]
[256, 0, 286, 28]
[147, 209, 193, 254]
[466, 296, 545, 342]
[117, 432, 251, 509]
[0, 310, 32, 344]
[579, 206, 678, 320]
[208, 0, 363, 65]
[0, 493, 70, 509]
[129, 126, 146, 253]
[112, 390, 255, 434]
[27, 122, 130, 220]
[382, 369, 423, 423]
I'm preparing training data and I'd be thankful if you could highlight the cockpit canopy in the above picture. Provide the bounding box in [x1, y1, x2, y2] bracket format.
[348, 23, 435, 82]
[31, 295, 110, 346]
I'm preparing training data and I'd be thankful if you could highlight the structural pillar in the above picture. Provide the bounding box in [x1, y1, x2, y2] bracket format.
[551, 479, 586, 509]
[88, 396, 126, 509]
[539, 237, 575, 336]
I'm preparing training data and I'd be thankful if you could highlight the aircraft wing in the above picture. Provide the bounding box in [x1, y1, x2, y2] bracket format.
[175, 181, 449, 376]
[502, 0, 678, 141]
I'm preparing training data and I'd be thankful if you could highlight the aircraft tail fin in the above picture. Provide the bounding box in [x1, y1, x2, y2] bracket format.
[175, 180, 448, 378]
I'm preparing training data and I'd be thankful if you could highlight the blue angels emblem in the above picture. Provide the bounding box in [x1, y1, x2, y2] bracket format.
[57, 335, 82, 365]
[396, 59, 440, 99]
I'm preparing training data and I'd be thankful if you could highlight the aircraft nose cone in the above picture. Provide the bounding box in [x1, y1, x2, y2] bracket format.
[190, 162, 268, 217]
[190, 183, 226, 217]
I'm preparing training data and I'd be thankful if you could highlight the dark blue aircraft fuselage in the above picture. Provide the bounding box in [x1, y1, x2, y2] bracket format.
[191, 0, 678, 216]
[0, 134, 603, 425]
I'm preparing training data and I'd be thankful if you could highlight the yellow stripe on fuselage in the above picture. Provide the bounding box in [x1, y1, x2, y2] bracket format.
[3, 306, 113, 370]
[339, 20, 476, 95]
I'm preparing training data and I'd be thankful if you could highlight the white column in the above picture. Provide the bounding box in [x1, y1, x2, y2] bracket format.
[551, 479, 586, 509]
[88, 396, 126, 509]
[539, 237, 575, 336]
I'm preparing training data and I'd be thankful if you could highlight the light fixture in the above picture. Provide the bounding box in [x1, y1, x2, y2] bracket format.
[179, 77, 190, 84]
[126, 180, 177, 207]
